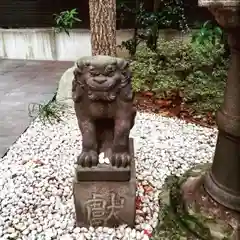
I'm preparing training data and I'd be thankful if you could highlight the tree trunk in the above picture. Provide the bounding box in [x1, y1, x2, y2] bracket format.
[153, 0, 161, 12]
[89, 0, 117, 56]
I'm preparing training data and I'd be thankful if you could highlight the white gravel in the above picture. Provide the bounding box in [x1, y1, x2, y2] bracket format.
[0, 109, 218, 240]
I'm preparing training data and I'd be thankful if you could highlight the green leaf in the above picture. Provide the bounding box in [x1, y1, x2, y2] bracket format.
[53, 8, 81, 36]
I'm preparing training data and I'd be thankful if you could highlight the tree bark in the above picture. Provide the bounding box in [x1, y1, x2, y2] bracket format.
[89, 0, 117, 56]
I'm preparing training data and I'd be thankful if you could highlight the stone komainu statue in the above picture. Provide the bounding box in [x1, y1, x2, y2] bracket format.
[72, 56, 136, 168]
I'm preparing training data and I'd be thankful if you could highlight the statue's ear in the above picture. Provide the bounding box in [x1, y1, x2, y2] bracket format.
[84, 60, 91, 67]
[119, 79, 134, 102]
[73, 67, 82, 79]
[117, 59, 129, 71]
[118, 59, 132, 87]
[76, 60, 84, 69]
[72, 67, 84, 103]
[72, 82, 84, 103]
[123, 60, 129, 70]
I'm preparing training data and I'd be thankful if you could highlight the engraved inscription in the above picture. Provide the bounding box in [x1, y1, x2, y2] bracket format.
[84, 192, 125, 226]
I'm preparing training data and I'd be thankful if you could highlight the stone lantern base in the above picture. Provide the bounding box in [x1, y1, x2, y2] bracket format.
[152, 4, 240, 240]
[154, 164, 240, 240]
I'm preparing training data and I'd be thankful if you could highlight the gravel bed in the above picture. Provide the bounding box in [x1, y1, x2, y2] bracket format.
[0, 109, 218, 240]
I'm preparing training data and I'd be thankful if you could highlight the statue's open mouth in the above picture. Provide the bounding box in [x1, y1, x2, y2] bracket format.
[87, 78, 117, 91]
[93, 78, 107, 84]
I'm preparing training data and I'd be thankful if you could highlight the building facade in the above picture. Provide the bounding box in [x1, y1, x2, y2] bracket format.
[0, 0, 212, 29]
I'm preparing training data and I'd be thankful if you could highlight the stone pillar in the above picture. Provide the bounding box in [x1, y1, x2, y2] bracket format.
[203, 7, 240, 212]
[156, 5, 240, 239]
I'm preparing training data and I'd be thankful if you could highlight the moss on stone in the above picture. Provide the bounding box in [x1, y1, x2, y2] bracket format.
[152, 164, 233, 240]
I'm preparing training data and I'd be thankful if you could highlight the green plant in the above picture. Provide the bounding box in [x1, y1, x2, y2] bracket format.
[28, 101, 65, 125]
[117, 0, 189, 56]
[53, 8, 81, 36]
[191, 21, 230, 59]
[120, 38, 142, 57]
[191, 21, 223, 46]
[137, 9, 172, 51]
[131, 38, 228, 114]
[117, 1, 145, 57]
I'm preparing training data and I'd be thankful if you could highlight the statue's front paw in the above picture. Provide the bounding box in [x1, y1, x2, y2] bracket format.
[111, 152, 131, 168]
[76, 150, 98, 167]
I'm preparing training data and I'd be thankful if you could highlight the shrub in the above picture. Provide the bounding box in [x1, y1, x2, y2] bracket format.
[191, 20, 223, 46]
[131, 38, 228, 113]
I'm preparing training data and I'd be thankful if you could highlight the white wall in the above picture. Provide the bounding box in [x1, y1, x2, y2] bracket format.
[0, 28, 189, 61]
[0, 28, 92, 61]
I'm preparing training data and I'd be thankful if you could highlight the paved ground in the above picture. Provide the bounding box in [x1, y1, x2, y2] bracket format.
[0, 59, 73, 157]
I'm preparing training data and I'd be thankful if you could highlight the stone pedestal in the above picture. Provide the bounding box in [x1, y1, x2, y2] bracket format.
[73, 139, 136, 228]
[156, 164, 240, 240]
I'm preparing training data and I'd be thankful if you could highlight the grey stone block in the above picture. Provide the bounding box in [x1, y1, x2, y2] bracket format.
[56, 66, 75, 106]
[75, 165, 131, 182]
[73, 139, 136, 228]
